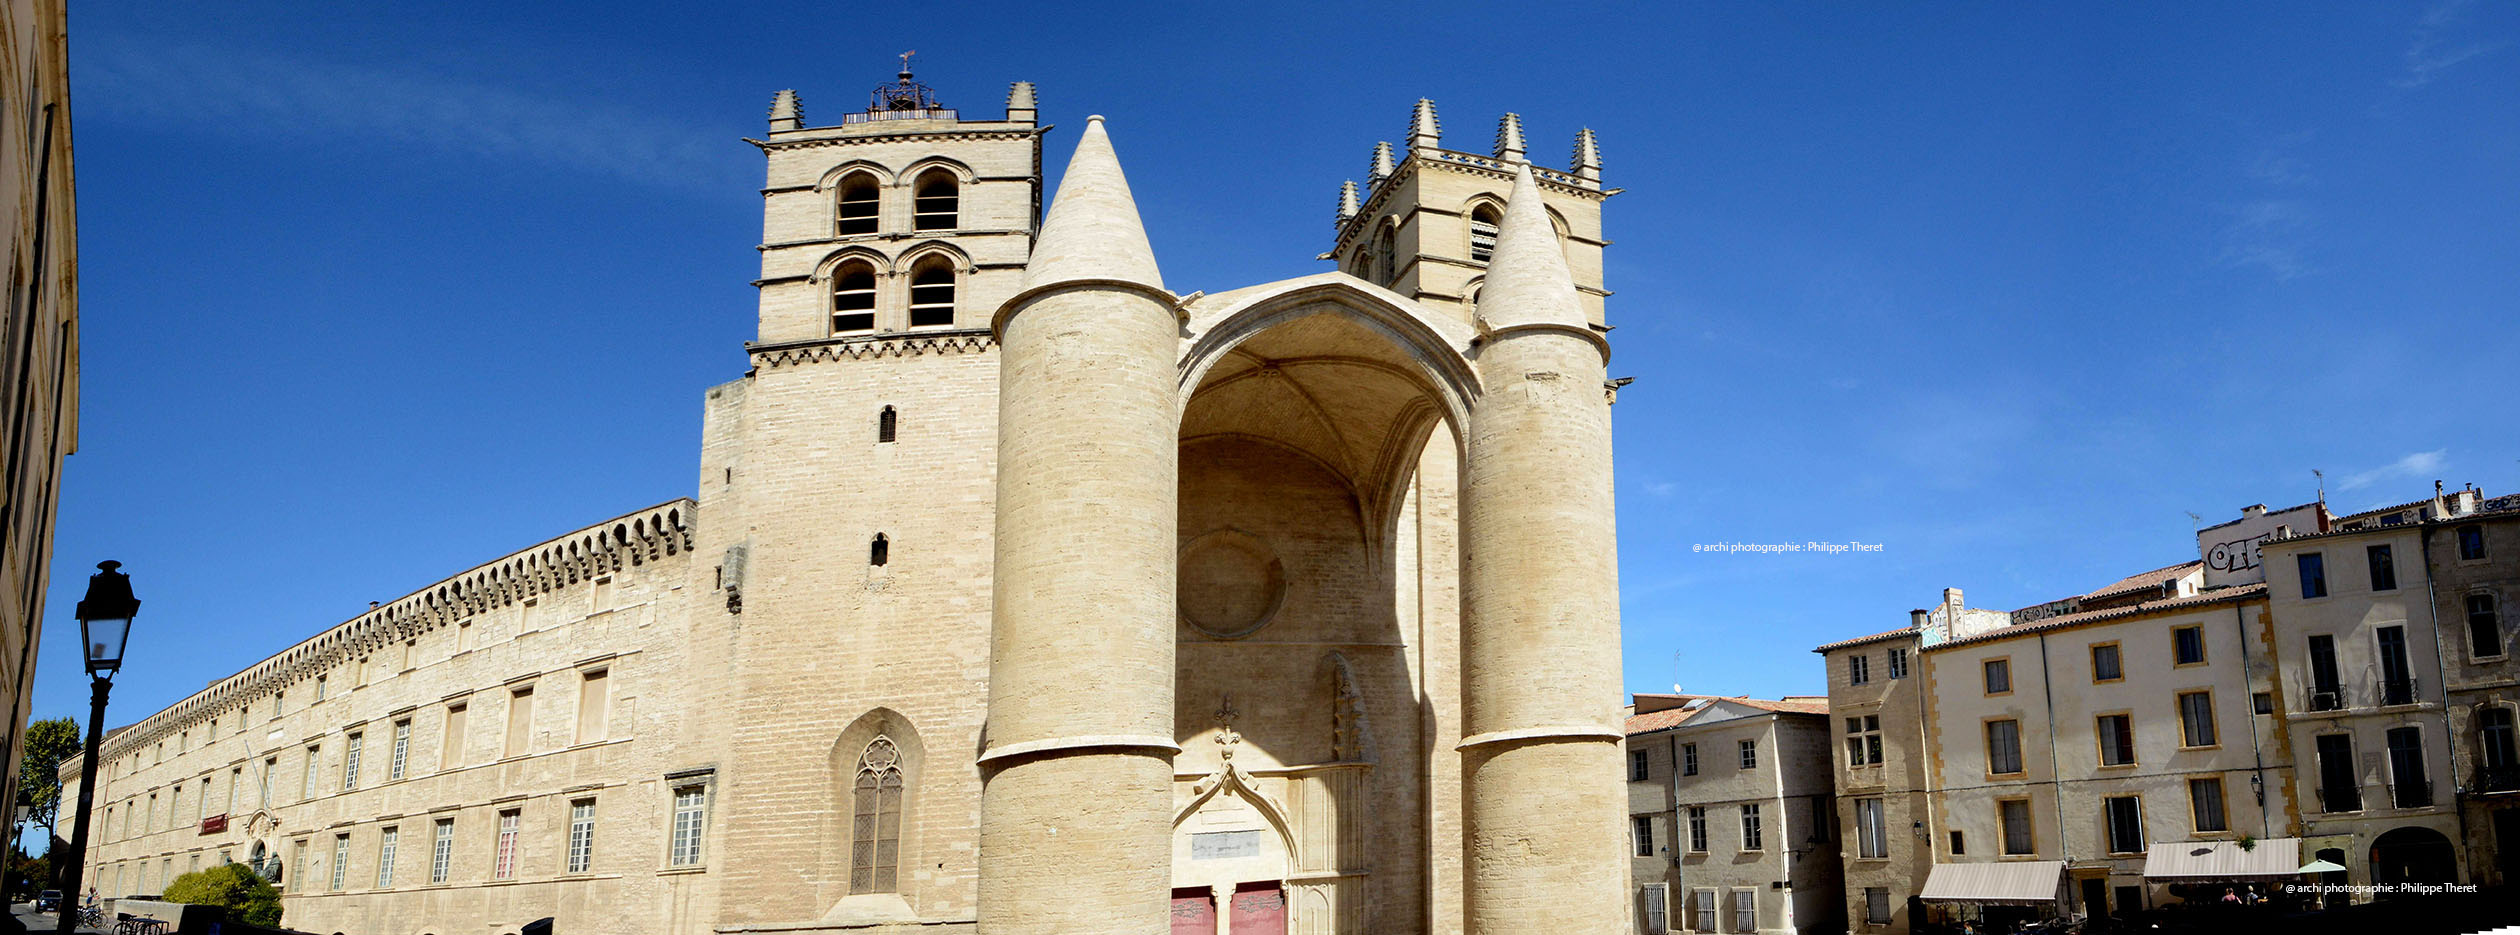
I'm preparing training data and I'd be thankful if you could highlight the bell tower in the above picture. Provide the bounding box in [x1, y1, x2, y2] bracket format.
[747, 62, 1045, 344]
[1327, 100, 1615, 327]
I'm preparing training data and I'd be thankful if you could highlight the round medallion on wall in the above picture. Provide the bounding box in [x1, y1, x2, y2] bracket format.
[1178, 528, 1288, 640]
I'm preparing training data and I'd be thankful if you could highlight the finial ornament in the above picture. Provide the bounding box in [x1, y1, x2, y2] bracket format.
[1370, 141, 1396, 185]
[1572, 127, 1602, 182]
[898, 50, 917, 78]
[768, 89, 802, 131]
[1408, 98, 1441, 152]
[1214, 695, 1243, 760]
[1494, 113, 1526, 164]
[1336, 180, 1360, 225]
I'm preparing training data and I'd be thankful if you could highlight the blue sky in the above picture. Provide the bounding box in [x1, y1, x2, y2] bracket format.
[26, 1, 2519, 744]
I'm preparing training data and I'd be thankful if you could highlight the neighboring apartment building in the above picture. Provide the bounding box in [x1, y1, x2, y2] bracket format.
[1625, 694, 1840, 934]
[2428, 509, 2520, 887]
[2257, 498, 2487, 896]
[0, 0, 77, 839]
[1921, 580, 2290, 923]
[1815, 627, 1932, 934]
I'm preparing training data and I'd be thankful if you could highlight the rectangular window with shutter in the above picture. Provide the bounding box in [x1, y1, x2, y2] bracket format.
[2178, 692, 2218, 747]
[1986, 719, 2023, 775]
[1639, 884, 1669, 935]
[576, 669, 610, 744]
[494, 809, 521, 880]
[442, 703, 468, 771]
[506, 686, 534, 758]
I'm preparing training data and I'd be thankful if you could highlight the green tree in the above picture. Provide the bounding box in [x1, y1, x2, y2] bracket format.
[162, 862, 283, 927]
[17, 717, 80, 839]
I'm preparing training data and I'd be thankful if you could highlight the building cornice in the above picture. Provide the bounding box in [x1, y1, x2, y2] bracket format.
[747, 330, 996, 368]
[94, 500, 697, 764]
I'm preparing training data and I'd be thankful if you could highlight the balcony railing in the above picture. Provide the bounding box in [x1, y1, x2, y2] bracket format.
[2473, 765, 2520, 794]
[2392, 777, 2433, 809]
[2317, 784, 2362, 814]
[2308, 688, 2345, 712]
[842, 108, 958, 124]
[2381, 676, 2419, 707]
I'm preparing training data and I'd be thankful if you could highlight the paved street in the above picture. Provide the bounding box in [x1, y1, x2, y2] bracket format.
[7, 902, 103, 934]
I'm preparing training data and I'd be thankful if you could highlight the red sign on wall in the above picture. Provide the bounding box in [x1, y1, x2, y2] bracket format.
[199, 814, 227, 835]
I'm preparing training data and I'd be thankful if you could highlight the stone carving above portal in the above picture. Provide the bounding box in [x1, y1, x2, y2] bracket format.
[1177, 528, 1288, 639]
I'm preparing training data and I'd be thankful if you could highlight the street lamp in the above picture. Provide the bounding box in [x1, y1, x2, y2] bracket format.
[56, 561, 138, 934]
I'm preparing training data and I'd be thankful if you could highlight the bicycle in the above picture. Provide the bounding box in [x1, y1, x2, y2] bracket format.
[113, 917, 169, 935]
[76, 904, 103, 927]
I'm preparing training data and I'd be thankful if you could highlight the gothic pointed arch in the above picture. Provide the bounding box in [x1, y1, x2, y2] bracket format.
[826, 709, 925, 901]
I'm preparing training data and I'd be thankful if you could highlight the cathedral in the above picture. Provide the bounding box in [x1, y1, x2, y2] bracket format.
[64, 67, 1632, 934]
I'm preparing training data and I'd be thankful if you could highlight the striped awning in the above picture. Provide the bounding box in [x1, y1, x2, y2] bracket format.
[1919, 861, 2066, 903]
[2144, 839, 2302, 878]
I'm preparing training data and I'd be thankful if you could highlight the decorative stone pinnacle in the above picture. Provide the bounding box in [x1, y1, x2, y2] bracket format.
[1337, 180, 1360, 225]
[768, 89, 802, 131]
[1572, 127, 1602, 181]
[1370, 141, 1396, 185]
[1409, 98, 1441, 152]
[1006, 81, 1037, 115]
[1494, 113, 1526, 164]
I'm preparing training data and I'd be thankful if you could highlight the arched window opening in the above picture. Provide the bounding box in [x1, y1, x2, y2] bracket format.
[913, 170, 958, 231]
[907, 257, 956, 327]
[837, 173, 880, 236]
[869, 533, 890, 567]
[830, 262, 877, 333]
[1468, 204, 1501, 263]
[1371, 225, 1397, 286]
[878, 406, 897, 443]
[851, 736, 903, 892]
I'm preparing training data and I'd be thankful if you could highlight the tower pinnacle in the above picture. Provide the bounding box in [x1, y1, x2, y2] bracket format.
[768, 89, 802, 132]
[1493, 113, 1526, 164]
[1023, 116, 1164, 291]
[1571, 128, 1601, 182]
[1478, 165, 1584, 331]
[1369, 141, 1396, 186]
[1336, 180, 1360, 226]
[1408, 99, 1441, 152]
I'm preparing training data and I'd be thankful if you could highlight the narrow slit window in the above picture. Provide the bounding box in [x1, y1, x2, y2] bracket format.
[878, 406, 897, 443]
[913, 170, 958, 231]
[870, 533, 890, 567]
[907, 258, 955, 327]
[836, 173, 880, 235]
[831, 262, 877, 333]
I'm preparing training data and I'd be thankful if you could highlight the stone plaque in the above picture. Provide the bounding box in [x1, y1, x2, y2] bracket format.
[1191, 829, 1262, 860]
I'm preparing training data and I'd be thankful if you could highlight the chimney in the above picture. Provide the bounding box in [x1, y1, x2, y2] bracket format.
[2243, 504, 2266, 520]
[1943, 588, 1964, 613]
[1908, 610, 1929, 629]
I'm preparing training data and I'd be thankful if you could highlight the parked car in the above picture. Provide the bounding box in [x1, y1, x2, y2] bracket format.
[33, 888, 60, 910]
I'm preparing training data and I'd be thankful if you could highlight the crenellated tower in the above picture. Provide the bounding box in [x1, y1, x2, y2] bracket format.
[1327, 100, 1615, 327]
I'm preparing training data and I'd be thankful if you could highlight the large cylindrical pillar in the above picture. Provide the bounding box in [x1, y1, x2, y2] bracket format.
[1458, 165, 1628, 934]
[977, 116, 1179, 935]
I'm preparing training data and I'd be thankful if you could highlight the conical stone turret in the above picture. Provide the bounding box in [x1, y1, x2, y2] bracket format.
[1476, 164, 1586, 332]
[1021, 115, 1163, 292]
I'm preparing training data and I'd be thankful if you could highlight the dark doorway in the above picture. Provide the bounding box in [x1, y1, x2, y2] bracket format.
[2114, 885, 2143, 918]
[2371, 826, 2458, 897]
[2316, 847, 2349, 910]
[2079, 878, 2108, 918]
[2496, 810, 2520, 887]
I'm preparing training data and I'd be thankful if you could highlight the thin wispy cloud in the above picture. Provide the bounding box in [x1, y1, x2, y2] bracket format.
[2339, 449, 2449, 491]
[2395, 0, 2506, 89]
[2219, 199, 2313, 281]
[80, 36, 737, 190]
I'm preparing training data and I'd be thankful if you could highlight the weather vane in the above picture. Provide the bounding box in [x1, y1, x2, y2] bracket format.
[899, 50, 917, 76]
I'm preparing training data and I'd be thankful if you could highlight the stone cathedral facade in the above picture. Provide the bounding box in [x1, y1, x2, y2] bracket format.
[63, 70, 1631, 935]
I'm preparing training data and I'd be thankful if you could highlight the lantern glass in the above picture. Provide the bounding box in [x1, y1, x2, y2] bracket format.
[81, 614, 131, 674]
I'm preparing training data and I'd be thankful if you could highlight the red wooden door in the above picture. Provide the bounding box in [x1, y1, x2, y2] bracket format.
[1171, 887, 1216, 935]
[1229, 881, 1287, 935]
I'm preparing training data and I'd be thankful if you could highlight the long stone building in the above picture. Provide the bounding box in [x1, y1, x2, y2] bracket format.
[60, 70, 1635, 935]
[0, 0, 79, 854]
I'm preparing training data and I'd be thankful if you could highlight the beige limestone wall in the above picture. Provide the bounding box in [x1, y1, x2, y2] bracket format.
[72, 503, 706, 935]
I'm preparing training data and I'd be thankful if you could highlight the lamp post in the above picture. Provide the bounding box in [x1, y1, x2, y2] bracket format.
[56, 561, 137, 934]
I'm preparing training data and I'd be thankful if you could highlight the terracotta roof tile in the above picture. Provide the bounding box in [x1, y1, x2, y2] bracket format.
[1811, 627, 1917, 654]
[2080, 560, 2203, 602]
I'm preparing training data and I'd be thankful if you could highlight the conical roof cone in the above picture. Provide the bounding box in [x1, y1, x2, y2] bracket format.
[1023, 115, 1164, 291]
[1479, 164, 1585, 330]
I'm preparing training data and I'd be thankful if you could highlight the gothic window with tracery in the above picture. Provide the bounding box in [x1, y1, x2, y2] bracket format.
[1371, 224, 1397, 286]
[851, 736, 904, 892]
